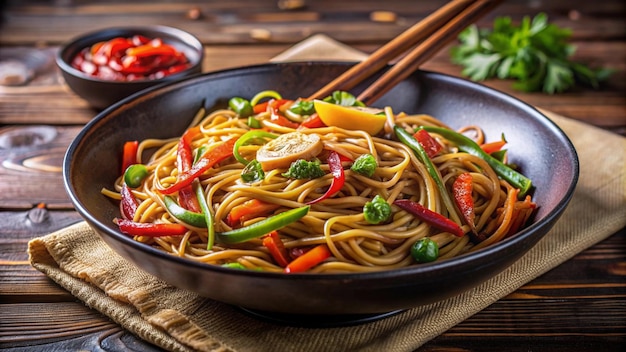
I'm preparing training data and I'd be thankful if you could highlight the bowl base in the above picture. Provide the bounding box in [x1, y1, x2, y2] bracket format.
[238, 307, 404, 328]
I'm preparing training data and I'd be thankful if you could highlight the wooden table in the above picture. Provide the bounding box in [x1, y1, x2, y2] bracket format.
[1, 1, 624, 351]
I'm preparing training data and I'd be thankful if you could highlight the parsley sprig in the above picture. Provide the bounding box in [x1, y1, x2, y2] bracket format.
[450, 13, 613, 94]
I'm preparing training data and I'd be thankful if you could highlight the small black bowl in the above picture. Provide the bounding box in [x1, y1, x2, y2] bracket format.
[56, 25, 204, 110]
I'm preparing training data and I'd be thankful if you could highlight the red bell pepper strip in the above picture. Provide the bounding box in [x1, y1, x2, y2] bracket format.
[306, 150, 345, 205]
[226, 199, 282, 227]
[262, 231, 290, 267]
[121, 141, 139, 175]
[176, 127, 202, 212]
[120, 184, 139, 220]
[284, 244, 331, 273]
[299, 113, 326, 129]
[177, 125, 196, 165]
[394, 199, 465, 237]
[253, 101, 269, 114]
[413, 128, 442, 158]
[259, 99, 299, 128]
[452, 173, 477, 234]
[160, 138, 237, 195]
[116, 218, 188, 237]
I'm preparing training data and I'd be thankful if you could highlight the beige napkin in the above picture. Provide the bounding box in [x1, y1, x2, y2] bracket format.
[29, 35, 626, 352]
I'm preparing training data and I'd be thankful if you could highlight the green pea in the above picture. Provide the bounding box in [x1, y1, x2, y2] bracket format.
[411, 238, 439, 263]
[123, 164, 148, 188]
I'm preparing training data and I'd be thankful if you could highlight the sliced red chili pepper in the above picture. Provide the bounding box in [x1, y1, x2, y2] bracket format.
[160, 138, 237, 195]
[121, 140, 139, 175]
[307, 150, 345, 205]
[117, 218, 188, 237]
[111, 38, 133, 56]
[176, 126, 202, 212]
[120, 184, 139, 220]
[413, 128, 442, 158]
[74, 36, 191, 81]
[262, 231, 290, 267]
[453, 172, 476, 234]
[299, 113, 327, 129]
[394, 199, 465, 237]
[284, 244, 331, 273]
[226, 199, 282, 227]
[96, 37, 133, 60]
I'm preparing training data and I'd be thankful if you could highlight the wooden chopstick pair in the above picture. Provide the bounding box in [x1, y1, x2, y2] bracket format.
[308, 0, 502, 105]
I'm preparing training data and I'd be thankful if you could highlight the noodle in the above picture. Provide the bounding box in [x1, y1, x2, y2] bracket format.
[104, 91, 536, 273]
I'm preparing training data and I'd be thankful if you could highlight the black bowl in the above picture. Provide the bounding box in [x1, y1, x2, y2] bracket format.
[63, 62, 578, 321]
[56, 25, 204, 110]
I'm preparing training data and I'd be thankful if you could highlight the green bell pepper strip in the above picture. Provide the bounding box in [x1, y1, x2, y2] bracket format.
[228, 97, 253, 117]
[163, 195, 206, 228]
[194, 180, 215, 250]
[422, 126, 532, 198]
[394, 125, 461, 225]
[216, 205, 310, 244]
[233, 130, 278, 165]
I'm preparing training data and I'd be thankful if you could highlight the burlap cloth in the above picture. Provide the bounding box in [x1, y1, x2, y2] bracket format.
[28, 35, 626, 352]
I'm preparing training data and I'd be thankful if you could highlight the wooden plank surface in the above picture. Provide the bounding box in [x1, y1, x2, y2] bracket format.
[0, 0, 624, 351]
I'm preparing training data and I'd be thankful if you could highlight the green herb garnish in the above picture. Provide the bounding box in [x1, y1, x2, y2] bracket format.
[450, 13, 613, 94]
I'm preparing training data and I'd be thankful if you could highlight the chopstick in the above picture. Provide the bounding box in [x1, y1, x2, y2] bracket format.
[308, 0, 502, 105]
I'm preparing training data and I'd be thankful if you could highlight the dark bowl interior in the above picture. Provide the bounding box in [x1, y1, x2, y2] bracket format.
[56, 25, 204, 110]
[63, 62, 578, 319]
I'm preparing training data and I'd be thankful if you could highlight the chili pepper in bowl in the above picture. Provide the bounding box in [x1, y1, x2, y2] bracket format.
[71, 35, 191, 81]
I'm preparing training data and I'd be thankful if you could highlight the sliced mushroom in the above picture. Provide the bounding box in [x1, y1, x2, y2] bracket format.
[256, 131, 323, 171]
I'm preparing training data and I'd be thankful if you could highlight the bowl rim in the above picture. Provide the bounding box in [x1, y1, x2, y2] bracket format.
[63, 61, 580, 282]
[55, 24, 204, 85]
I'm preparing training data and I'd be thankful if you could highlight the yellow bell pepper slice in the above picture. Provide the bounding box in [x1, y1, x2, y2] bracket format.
[313, 100, 386, 135]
